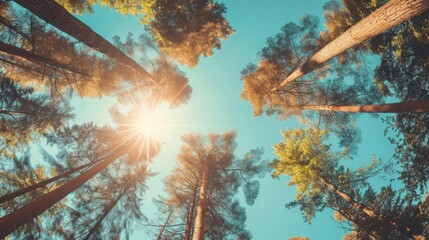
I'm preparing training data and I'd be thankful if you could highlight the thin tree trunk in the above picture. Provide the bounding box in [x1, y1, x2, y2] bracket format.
[0, 40, 90, 77]
[303, 99, 429, 113]
[12, 0, 157, 84]
[184, 186, 198, 240]
[192, 157, 210, 240]
[320, 177, 425, 239]
[0, 144, 128, 238]
[0, 14, 32, 43]
[156, 206, 176, 240]
[0, 158, 104, 204]
[273, 0, 429, 90]
[83, 186, 129, 240]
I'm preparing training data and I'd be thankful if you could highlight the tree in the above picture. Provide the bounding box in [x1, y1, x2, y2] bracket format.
[321, 0, 429, 197]
[67, 162, 151, 240]
[0, 153, 70, 239]
[0, 114, 161, 237]
[150, 0, 234, 67]
[271, 128, 426, 239]
[0, 157, 102, 204]
[273, 0, 429, 89]
[155, 132, 267, 240]
[1, 4, 192, 105]
[55, 0, 234, 67]
[0, 4, 138, 98]
[333, 186, 429, 239]
[12, 0, 157, 83]
[0, 75, 72, 157]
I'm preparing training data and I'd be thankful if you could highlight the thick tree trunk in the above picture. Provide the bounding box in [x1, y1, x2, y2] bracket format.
[0, 158, 103, 204]
[83, 187, 129, 240]
[273, 0, 429, 90]
[184, 186, 198, 240]
[12, 0, 156, 83]
[192, 157, 210, 240]
[303, 99, 429, 113]
[0, 40, 90, 77]
[320, 177, 425, 239]
[0, 145, 128, 238]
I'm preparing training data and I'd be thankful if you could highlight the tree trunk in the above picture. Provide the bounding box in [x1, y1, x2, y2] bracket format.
[192, 157, 210, 240]
[12, 0, 156, 84]
[0, 158, 104, 204]
[184, 186, 198, 240]
[0, 14, 32, 43]
[273, 0, 429, 90]
[320, 177, 425, 239]
[83, 186, 129, 240]
[0, 145, 128, 238]
[303, 99, 429, 113]
[156, 206, 176, 240]
[0, 40, 90, 77]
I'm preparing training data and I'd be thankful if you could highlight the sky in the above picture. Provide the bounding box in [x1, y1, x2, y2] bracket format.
[68, 1, 397, 239]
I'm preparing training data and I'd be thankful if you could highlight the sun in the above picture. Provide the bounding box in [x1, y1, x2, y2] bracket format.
[137, 107, 165, 139]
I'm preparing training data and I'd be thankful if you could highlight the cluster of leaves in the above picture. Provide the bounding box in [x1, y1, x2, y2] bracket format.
[56, 0, 234, 67]
[271, 128, 428, 239]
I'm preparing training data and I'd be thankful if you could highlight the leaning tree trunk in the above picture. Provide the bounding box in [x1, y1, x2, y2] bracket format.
[156, 206, 176, 240]
[303, 99, 429, 113]
[0, 40, 90, 77]
[192, 157, 211, 240]
[0, 144, 128, 238]
[83, 186, 129, 240]
[184, 186, 198, 240]
[12, 0, 156, 84]
[0, 14, 32, 43]
[319, 177, 425, 240]
[0, 157, 104, 204]
[273, 0, 429, 90]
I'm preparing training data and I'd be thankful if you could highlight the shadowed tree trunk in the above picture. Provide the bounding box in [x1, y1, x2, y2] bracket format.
[184, 186, 198, 240]
[0, 158, 104, 204]
[82, 185, 129, 240]
[156, 206, 176, 240]
[319, 177, 425, 240]
[191, 157, 210, 240]
[0, 14, 32, 43]
[302, 99, 429, 113]
[0, 144, 128, 238]
[0, 40, 90, 77]
[273, 0, 429, 90]
[12, 0, 156, 83]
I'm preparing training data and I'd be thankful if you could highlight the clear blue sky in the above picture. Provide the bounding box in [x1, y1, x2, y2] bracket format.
[70, 1, 396, 239]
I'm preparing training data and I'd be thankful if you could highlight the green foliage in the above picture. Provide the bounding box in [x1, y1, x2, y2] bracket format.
[0, 4, 137, 98]
[271, 128, 380, 222]
[150, 0, 234, 67]
[0, 76, 73, 157]
[56, 0, 234, 67]
[241, 15, 383, 154]
[272, 128, 340, 200]
[334, 186, 429, 239]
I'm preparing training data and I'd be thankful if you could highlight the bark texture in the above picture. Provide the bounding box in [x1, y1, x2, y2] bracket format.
[303, 99, 429, 113]
[12, 0, 156, 83]
[320, 177, 425, 239]
[273, 0, 429, 90]
[0, 158, 103, 204]
[0, 40, 90, 77]
[184, 186, 198, 240]
[0, 145, 128, 238]
[191, 157, 210, 240]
